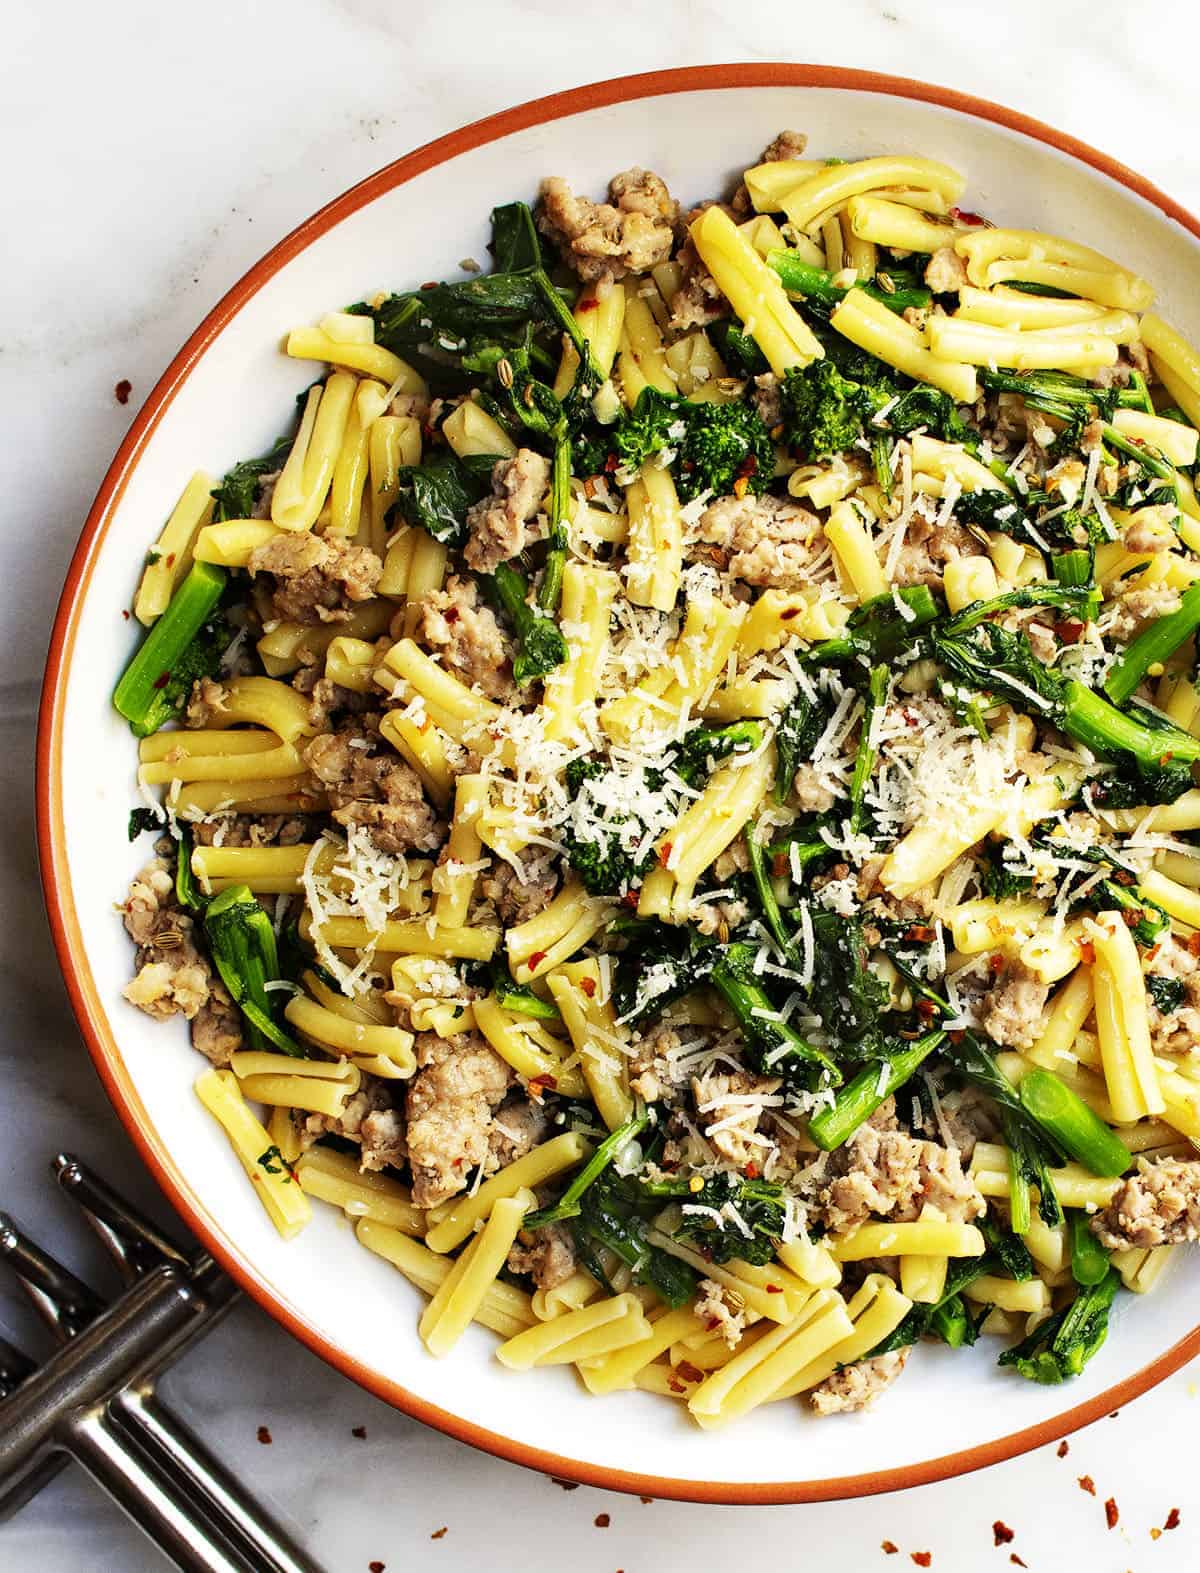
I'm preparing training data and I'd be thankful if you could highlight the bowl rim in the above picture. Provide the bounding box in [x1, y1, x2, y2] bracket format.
[36, 61, 1200, 1505]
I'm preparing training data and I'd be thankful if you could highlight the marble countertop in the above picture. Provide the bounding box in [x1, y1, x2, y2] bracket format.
[6, 1, 1200, 1567]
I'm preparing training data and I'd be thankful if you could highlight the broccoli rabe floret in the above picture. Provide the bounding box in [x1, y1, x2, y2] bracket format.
[780, 360, 890, 459]
[611, 388, 774, 501]
[485, 561, 568, 685]
[560, 757, 659, 896]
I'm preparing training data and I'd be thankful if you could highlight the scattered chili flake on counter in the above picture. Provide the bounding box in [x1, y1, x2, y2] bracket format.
[639, 1497, 654, 1505]
[256, 1425, 272, 1445]
[1104, 1497, 1119, 1529]
[911, 1553, 932, 1568]
[1164, 1506, 1182, 1531]
[1078, 1474, 1095, 1495]
[1056, 1440, 1069, 1458]
[992, 1521, 1014, 1546]
[594, 1513, 611, 1528]
[351, 1426, 367, 1439]
[431, 1527, 448, 1540]
[880, 1542, 899, 1556]
[114, 379, 132, 404]
[369, 1562, 385, 1572]
[551, 1478, 579, 1491]
[1009, 1557, 1027, 1569]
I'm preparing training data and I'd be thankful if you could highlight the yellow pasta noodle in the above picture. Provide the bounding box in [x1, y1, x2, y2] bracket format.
[194, 1070, 311, 1239]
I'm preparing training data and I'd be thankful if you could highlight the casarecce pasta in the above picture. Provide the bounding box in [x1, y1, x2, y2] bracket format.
[114, 126, 1200, 1427]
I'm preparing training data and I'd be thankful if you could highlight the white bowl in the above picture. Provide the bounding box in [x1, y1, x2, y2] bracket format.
[38, 64, 1200, 1504]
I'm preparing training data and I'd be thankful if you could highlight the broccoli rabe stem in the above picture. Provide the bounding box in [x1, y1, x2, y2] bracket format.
[522, 1105, 650, 1230]
[806, 1029, 944, 1151]
[1062, 678, 1200, 767]
[1105, 582, 1200, 705]
[744, 822, 794, 958]
[849, 665, 889, 832]
[711, 944, 841, 1084]
[767, 251, 932, 315]
[203, 884, 301, 1056]
[112, 561, 227, 737]
[1070, 1211, 1112, 1287]
[535, 435, 573, 614]
[488, 561, 569, 685]
[807, 585, 939, 666]
[976, 369, 1173, 481]
[998, 1267, 1120, 1383]
[1017, 1069, 1132, 1178]
[1000, 1108, 1033, 1236]
[1049, 548, 1095, 589]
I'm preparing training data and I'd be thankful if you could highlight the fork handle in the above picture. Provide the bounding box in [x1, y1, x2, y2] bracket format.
[73, 1408, 266, 1573]
[110, 1388, 320, 1573]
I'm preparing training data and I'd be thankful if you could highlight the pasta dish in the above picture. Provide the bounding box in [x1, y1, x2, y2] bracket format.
[114, 130, 1200, 1424]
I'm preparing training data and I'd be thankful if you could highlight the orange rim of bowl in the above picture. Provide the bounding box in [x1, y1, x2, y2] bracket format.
[36, 63, 1200, 1505]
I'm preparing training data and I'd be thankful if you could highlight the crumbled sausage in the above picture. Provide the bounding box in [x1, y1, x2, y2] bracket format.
[303, 675, 375, 730]
[691, 1068, 781, 1167]
[479, 856, 559, 927]
[694, 1278, 749, 1348]
[488, 1095, 551, 1169]
[1092, 1156, 1200, 1249]
[463, 450, 549, 575]
[302, 725, 443, 855]
[508, 1220, 577, 1291]
[189, 988, 245, 1067]
[924, 246, 969, 294]
[668, 203, 732, 332]
[792, 763, 837, 814]
[1122, 505, 1178, 555]
[302, 1074, 405, 1172]
[246, 532, 382, 624]
[1105, 582, 1182, 642]
[979, 960, 1049, 1050]
[186, 676, 229, 727]
[696, 494, 824, 589]
[893, 514, 985, 592]
[405, 1030, 512, 1208]
[751, 372, 783, 430]
[191, 814, 312, 849]
[1145, 935, 1200, 1054]
[414, 575, 514, 701]
[758, 129, 809, 164]
[815, 1098, 985, 1234]
[537, 168, 679, 282]
[810, 1348, 909, 1415]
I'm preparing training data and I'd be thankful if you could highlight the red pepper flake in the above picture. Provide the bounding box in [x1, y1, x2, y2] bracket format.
[1104, 1497, 1118, 1530]
[910, 1554, 932, 1568]
[780, 606, 800, 620]
[580, 976, 597, 998]
[1054, 619, 1085, 645]
[527, 1073, 557, 1096]
[256, 1426, 272, 1445]
[948, 1029, 965, 1045]
[1188, 932, 1200, 957]
[1151, 1528, 1162, 1541]
[881, 1543, 899, 1557]
[1078, 940, 1096, 965]
[1056, 1439, 1069, 1458]
[351, 1425, 367, 1439]
[431, 1527, 448, 1540]
[992, 1522, 1014, 1546]
[639, 1496, 654, 1504]
[594, 1513, 611, 1529]
[988, 952, 1006, 975]
[152, 670, 172, 690]
[1078, 1474, 1095, 1496]
[1009, 1557, 1027, 1569]
[765, 1282, 783, 1293]
[949, 206, 986, 226]
[621, 889, 640, 909]
[551, 1477, 580, 1490]
[114, 378, 132, 404]
[1121, 907, 1144, 929]
[772, 852, 790, 877]
[1165, 1506, 1182, 1531]
[527, 950, 547, 970]
[603, 453, 619, 474]
[904, 924, 935, 943]
[916, 998, 938, 1020]
[744, 1161, 760, 1179]
[675, 1360, 704, 1384]
[370, 1562, 385, 1572]
[658, 842, 673, 868]
[121, 608, 131, 620]
[444, 606, 460, 623]
[577, 294, 599, 313]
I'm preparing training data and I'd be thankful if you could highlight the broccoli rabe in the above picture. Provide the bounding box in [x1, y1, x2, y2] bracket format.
[641, 1171, 787, 1266]
[998, 1268, 1121, 1384]
[393, 448, 498, 546]
[485, 560, 568, 686]
[711, 943, 841, 1086]
[611, 388, 775, 502]
[560, 756, 661, 897]
[203, 884, 301, 1056]
[112, 562, 229, 738]
[610, 922, 721, 1025]
[1146, 975, 1187, 1015]
[673, 720, 764, 786]
[210, 434, 293, 521]
[767, 251, 932, 316]
[780, 359, 890, 460]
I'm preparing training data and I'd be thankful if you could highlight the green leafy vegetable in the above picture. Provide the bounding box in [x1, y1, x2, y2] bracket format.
[203, 884, 300, 1056]
[112, 562, 228, 738]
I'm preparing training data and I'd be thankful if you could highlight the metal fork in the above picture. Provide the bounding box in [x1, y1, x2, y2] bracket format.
[0, 1154, 323, 1573]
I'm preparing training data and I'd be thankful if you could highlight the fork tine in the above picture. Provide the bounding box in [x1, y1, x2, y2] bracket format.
[53, 1155, 189, 1281]
[0, 1332, 38, 1399]
[0, 1213, 105, 1341]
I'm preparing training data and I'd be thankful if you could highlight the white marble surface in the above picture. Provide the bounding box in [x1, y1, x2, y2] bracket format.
[6, 1, 1200, 1567]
